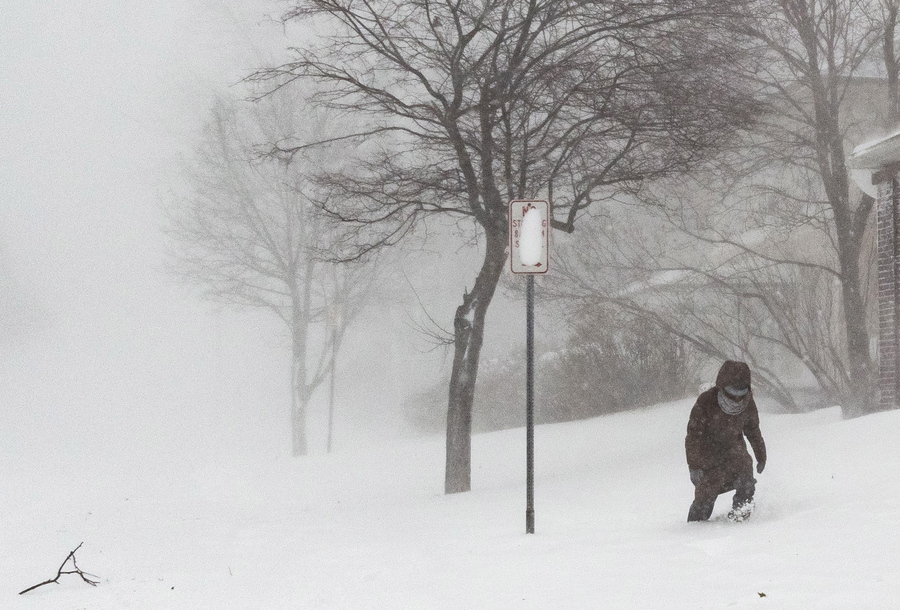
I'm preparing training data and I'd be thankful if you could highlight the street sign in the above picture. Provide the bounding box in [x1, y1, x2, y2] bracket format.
[509, 200, 549, 274]
[509, 200, 548, 533]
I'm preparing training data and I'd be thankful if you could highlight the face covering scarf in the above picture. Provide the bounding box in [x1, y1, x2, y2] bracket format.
[718, 386, 750, 415]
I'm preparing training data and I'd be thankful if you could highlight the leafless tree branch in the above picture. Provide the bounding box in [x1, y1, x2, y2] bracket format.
[19, 543, 99, 595]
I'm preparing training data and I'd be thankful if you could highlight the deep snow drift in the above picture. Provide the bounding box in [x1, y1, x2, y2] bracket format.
[3, 401, 898, 609]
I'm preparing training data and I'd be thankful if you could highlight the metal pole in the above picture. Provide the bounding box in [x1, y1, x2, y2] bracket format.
[326, 328, 337, 453]
[526, 274, 535, 534]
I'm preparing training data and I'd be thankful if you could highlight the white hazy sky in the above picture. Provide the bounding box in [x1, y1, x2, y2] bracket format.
[0, 0, 276, 312]
[0, 1, 394, 464]
[0, 1, 532, 469]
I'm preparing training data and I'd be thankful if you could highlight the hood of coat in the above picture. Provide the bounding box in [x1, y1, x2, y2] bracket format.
[715, 360, 751, 394]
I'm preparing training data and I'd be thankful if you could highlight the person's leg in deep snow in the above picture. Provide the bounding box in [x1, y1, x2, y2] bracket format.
[731, 468, 756, 509]
[727, 450, 755, 505]
[725, 451, 756, 521]
[687, 468, 726, 522]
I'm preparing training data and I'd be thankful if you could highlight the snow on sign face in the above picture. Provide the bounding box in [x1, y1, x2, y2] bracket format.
[509, 200, 549, 274]
[519, 207, 543, 266]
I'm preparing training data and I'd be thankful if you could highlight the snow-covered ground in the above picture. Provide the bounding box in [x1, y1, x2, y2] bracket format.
[3, 400, 898, 609]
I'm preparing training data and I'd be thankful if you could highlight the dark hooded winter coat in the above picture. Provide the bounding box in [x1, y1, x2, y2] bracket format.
[685, 361, 766, 475]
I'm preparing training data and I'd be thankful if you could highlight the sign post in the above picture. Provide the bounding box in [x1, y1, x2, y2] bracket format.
[326, 304, 343, 454]
[509, 200, 549, 535]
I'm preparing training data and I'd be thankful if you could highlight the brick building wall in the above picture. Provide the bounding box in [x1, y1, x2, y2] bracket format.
[876, 170, 900, 409]
[850, 131, 900, 412]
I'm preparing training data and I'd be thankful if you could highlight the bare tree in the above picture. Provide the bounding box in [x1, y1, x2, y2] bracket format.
[249, 0, 760, 492]
[550, 0, 899, 415]
[726, 0, 892, 415]
[549, 167, 861, 412]
[877, 0, 900, 121]
[165, 93, 373, 456]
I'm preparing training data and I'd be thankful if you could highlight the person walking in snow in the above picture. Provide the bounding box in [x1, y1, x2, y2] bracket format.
[685, 360, 766, 522]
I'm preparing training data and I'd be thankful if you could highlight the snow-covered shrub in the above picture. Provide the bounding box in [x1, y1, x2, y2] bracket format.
[400, 355, 526, 435]
[539, 311, 698, 421]
[402, 311, 699, 434]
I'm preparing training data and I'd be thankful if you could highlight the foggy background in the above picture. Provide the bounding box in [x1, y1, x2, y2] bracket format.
[0, 1, 527, 470]
[1, 4, 896, 606]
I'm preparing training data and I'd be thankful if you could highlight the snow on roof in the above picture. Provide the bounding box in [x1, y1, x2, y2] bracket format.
[849, 128, 900, 168]
[617, 268, 697, 297]
[616, 223, 822, 298]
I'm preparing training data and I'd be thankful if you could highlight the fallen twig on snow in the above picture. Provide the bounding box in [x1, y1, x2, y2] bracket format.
[19, 542, 99, 595]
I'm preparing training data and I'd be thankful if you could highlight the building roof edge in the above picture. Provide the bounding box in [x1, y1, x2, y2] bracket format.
[850, 128, 900, 168]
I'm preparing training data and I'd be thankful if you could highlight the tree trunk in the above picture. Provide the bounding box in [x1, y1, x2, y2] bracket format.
[445, 230, 508, 494]
[291, 272, 312, 456]
[884, 1, 900, 124]
[809, 75, 875, 417]
[291, 345, 309, 456]
[836, 214, 875, 418]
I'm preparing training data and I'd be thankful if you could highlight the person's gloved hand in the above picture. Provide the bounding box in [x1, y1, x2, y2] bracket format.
[757, 460, 766, 474]
[689, 469, 703, 485]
